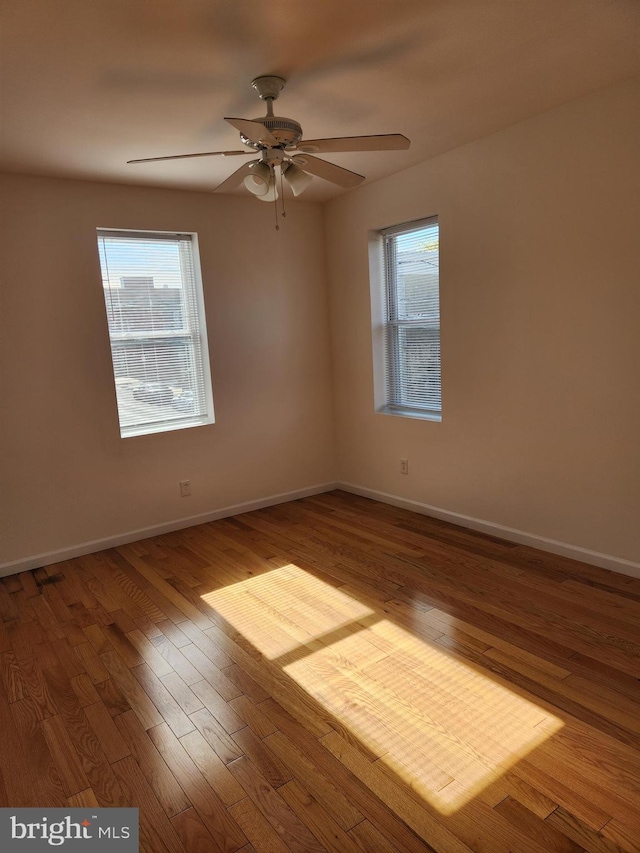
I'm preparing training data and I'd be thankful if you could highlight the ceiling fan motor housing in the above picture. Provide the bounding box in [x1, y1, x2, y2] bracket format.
[241, 116, 303, 149]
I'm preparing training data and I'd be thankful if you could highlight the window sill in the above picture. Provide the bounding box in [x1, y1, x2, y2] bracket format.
[377, 406, 442, 423]
[121, 415, 214, 439]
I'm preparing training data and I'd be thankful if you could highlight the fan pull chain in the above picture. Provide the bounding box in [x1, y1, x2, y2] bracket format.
[280, 167, 286, 219]
[268, 163, 278, 231]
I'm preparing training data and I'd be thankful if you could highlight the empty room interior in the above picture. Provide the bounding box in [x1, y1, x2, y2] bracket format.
[1, 1, 639, 852]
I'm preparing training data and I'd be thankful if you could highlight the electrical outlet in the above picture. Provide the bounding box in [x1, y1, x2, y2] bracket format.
[179, 480, 191, 497]
[400, 458, 409, 475]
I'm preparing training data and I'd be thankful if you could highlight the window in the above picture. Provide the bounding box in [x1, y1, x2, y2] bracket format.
[379, 216, 441, 419]
[97, 229, 214, 438]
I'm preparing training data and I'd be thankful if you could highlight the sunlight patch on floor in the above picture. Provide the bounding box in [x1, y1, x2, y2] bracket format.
[201, 564, 563, 814]
[201, 563, 374, 657]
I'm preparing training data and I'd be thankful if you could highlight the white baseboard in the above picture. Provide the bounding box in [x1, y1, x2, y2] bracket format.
[338, 482, 640, 580]
[5, 480, 638, 581]
[0, 482, 339, 578]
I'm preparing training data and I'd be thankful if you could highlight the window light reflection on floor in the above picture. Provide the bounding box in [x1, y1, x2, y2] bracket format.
[201, 564, 563, 814]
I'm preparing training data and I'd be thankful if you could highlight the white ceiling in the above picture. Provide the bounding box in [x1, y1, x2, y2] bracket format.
[1, 0, 638, 201]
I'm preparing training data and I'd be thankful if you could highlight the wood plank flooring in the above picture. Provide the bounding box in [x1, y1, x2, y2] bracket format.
[1, 490, 639, 853]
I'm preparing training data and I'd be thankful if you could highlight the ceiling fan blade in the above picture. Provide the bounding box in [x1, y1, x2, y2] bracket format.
[225, 117, 277, 145]
[213, 160, 257, 193]
[128, 150, 249, 164]
[291, 155, 365, 188]
[296, 134, 410, 154]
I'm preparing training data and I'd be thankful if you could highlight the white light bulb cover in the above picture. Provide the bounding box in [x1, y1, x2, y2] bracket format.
[283, 162, 313, 196]
[243, 161, 271, 196]
[256, 177, 279, 202]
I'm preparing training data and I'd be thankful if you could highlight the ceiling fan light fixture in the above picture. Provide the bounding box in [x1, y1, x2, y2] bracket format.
[256, 176, 279, 202]
[243, 160, 271, 196]
[282, 162, 313, 197]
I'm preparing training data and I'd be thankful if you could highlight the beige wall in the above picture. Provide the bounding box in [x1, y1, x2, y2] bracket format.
[2, 78, 638, 571]
[325, 77, 640, 563]
[0, 175, 336, 565]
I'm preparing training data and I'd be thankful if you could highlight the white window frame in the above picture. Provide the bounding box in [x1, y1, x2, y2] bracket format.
[371, 216, 441, 421]
[96, 228, 214, 438]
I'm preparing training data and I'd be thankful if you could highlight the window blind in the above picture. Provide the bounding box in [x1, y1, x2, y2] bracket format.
[382, 217, 441, 417]
[97, 229, 214, 438]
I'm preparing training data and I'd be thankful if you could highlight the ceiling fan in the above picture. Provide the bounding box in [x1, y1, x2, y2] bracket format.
[128, 75, 410, 203]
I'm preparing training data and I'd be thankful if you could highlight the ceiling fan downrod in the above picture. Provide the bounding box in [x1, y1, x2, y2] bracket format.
[251, 75, 284, 122]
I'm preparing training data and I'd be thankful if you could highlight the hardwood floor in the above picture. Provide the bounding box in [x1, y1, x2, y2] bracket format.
[1, 490, 639, 852]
